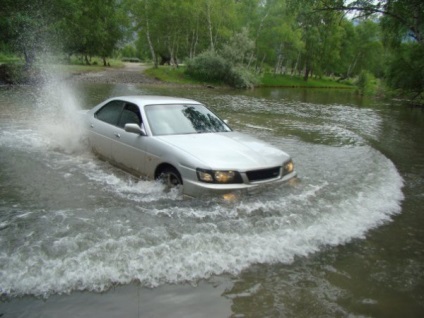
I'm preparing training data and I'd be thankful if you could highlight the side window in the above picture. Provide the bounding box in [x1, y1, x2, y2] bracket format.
[95, 100, 124, 125]
[117, 103, 142, 128]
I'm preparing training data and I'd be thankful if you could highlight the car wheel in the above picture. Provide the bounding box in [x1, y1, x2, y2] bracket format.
[158, 167, 183, 190]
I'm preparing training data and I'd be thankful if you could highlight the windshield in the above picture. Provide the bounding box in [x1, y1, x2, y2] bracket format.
[145, 104, 232, 136]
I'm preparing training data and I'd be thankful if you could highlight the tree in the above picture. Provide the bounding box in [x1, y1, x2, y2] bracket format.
[386, 43, 424, 101]
[59, 0, 128, 65]
[319, 0, 424, 44]
[220, 28, 255, 66]
[293, 0, 346, 81]
[201, 0, 236, 52]
[317, 0, 424, 101]
[131, 0, 236, 67]
[0, 0, 67, 65]
[0, 0, 128, 66]
[352, 19, 385, 77]
[236, 0, 304, 74]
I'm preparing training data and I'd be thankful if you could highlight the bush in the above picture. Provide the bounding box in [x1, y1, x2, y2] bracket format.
[186, 50, 230, 83]
[0, 64, 25, 84]
[0, 63, 41, 84]
[386, 43, 424, 97]
[355, 70, 376, 95]
[186, 50, 258, 88]
[226, 66, 259, 89]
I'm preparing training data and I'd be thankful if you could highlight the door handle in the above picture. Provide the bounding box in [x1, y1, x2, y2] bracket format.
[114, 133, 121, 138]
[90, 123, 94, 128]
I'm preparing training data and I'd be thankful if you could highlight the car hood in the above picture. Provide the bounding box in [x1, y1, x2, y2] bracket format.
[156, 132, 289, 170]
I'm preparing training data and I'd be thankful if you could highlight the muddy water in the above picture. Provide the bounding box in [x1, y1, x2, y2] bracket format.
[0, 80, 423, 317]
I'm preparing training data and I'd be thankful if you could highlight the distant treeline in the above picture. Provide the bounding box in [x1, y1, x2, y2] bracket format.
[1, 0, 423, 100]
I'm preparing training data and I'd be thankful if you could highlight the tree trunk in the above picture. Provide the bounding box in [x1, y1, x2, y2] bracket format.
[146, 23, 157, 67]
[347, 52, 360, 78]
[206, 1, 214, 51]
[189, 27, 198, 58]
[144, 1, 157, 68]
[304, 63, 310, 81]
[292, 51, 301, 76]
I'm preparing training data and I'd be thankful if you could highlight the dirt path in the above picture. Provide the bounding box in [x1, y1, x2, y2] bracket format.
[69, 62, 163, 84]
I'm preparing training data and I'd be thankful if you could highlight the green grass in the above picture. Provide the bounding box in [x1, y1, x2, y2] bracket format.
[145, 66, 355, 89]
[144, 66, 202, 85]
[66, 56, 125, 68]
[261, 73, 354, 89]
[0, 53, 22, 64]
[0, 53, 124, 74]
[44, 59, 125, 77]
[48, 64, 115, 74]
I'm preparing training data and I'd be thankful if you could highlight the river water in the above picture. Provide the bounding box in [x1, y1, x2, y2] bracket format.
[0, 78, 423, 317]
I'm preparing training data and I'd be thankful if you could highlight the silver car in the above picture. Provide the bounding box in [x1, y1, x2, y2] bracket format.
[82, 96, 296, 198]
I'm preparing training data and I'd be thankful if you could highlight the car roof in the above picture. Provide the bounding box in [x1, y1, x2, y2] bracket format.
[112, 95, 201, 106]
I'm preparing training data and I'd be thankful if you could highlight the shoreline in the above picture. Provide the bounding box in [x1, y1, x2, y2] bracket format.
[1, 62, 356, 90]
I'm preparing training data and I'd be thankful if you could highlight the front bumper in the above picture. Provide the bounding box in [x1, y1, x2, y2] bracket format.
[182, 170, 297, 198]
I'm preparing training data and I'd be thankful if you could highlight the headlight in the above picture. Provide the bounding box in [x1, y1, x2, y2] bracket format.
[197, 169, 243, 184]
[283, 160, 294, 175]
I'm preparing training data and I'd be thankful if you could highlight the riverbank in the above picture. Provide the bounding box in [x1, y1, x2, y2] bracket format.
[0, 62, 163, 85]
[1, 61, 356, 90]
[65, 62, 163, 85]
[145, 65, 355, 89]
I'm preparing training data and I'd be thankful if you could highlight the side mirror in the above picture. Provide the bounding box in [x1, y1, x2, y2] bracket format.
[125, 123, 146, 136]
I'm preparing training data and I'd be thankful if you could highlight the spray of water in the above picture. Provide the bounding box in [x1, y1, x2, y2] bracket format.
[33, 71, 88, 154]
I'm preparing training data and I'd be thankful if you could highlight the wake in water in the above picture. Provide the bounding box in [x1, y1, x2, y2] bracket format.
[0, 86, 405, 298]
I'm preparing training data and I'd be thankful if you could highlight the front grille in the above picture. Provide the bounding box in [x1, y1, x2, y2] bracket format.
[246, 167, 281, 182]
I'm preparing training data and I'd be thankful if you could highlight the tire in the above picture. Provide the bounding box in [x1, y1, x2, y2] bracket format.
[158, 166, 183, 189]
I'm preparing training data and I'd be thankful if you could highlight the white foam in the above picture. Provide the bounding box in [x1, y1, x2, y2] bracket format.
[33, 78, 87, 154]
[0, 90, 405, 298]
[0, 144, 404, 297]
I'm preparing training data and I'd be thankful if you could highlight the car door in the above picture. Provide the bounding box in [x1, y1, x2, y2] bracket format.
[110, 102, 149, 176]
[89, 100, 125, 159]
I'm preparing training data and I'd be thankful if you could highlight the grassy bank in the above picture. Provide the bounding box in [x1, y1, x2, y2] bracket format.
[261, 73, 354, 89]
[0, 58, 124, 84]
[145, 65, 355, 89]
[48, 63, 122, 75]
[47, 58, 125, 75]
[144, 66, 207, 86]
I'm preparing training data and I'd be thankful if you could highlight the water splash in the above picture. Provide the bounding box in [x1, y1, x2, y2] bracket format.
[32, 72, 88, 154]
[0, 88, 404, 298]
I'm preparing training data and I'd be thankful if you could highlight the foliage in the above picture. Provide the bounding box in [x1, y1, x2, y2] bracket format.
[0, 0, 65, 65]
[0, 52, 21, 64]
[355, 70, 377, 95]
[316, 0, 424, 101]
[186, 50, 231, 83]
[226, 66, 260, 89]
[144, 66, 199, 85]
[0, 63, 39, 84]
[386, 43, 424, 100]
[0, 0, 129, 66]
[0, 0, 422, 98]
[120, 45, 139, 60]
[58, 0, 129, 65]
[220, 28, 255, 66]
[185, 50, 258, 88]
